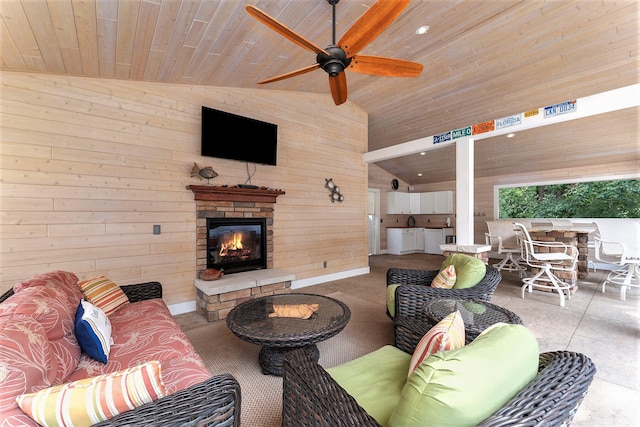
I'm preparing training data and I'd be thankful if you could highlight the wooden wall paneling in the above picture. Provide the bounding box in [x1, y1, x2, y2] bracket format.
[0, 72, 368, 306]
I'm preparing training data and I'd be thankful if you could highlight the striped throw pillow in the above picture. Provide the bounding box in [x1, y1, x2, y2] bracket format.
[408, 310, 465, 375]
[431, 264, 457, 289]
[78, 276, 129, 317]
[16, 361, 166, 427]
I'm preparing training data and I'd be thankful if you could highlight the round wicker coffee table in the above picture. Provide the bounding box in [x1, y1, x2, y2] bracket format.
[423, 298, 522, 341]
[226, 293, 351, 376]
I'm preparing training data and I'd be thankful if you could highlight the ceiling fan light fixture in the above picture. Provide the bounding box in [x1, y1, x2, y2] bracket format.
[317, 46, 351, 76]
[322, 59, 345, 76]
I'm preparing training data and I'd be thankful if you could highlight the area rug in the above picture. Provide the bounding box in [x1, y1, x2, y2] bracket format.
[185, 291, 393, 427]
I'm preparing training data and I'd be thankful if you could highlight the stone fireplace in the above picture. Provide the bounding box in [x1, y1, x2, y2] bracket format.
[187, 185, 293, 321]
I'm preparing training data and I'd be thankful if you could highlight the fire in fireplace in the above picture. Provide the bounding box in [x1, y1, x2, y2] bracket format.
[206, 218, 267, 274]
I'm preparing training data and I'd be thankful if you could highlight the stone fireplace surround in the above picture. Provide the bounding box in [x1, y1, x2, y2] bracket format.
[187, 185, 293, 322]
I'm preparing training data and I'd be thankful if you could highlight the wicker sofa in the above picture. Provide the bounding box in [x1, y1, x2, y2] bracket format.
[0, 271, 241, 427]
[282, 321, 596, 427]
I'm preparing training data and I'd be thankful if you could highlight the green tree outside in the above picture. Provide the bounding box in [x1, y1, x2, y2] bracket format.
[498, 179, 640, 219]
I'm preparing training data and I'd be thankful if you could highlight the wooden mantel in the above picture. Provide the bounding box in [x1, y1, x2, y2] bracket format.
[187, 185, 285, 203]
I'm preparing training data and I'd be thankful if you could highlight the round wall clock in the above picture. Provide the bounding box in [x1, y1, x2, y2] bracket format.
[391, 179, 399, 190]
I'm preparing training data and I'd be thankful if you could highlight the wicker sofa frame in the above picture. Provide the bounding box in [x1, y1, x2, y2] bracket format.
[282, 322, 596, 427]
[1, 282, 242, 427]
[386, 264, 502, 319]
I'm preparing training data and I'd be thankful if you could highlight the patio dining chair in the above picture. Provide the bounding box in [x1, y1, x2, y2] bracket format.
[514, 223, 578, 307]
[593, 219, 640, 301]
[485, 220, 526, 275]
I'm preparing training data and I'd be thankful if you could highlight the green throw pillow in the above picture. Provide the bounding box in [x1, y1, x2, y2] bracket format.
[388, 323, 539, 427]
[440, 253, 486, 289]
[386, 284, 400, 317]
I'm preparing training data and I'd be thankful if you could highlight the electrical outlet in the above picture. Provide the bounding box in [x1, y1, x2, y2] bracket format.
[323, 261, 328, 268]
[153, 225, 161, 235]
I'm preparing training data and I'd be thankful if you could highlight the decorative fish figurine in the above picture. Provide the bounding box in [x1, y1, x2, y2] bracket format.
[191, 162, 218, 184]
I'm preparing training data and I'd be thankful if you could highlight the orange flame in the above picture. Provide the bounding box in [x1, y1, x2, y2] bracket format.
[219, 233, 243, 256]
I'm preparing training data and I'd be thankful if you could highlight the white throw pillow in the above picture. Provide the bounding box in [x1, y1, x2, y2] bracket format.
[74, 299, 113, 363]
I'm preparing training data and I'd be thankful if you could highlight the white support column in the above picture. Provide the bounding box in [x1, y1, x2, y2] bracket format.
[455, 137, 474, 245]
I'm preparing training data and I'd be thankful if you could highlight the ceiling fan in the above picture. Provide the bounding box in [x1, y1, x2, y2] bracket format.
[246, 0, 423, 105]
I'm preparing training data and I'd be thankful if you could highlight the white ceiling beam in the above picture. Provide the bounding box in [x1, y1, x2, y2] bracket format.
[362, 84, 640, 163]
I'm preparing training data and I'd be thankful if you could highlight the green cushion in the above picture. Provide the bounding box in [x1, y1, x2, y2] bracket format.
[388, 323, 539, 427]
[327, 345, 410, 426]
[386, 284, 400, 317]
[441, 254, 486, 289]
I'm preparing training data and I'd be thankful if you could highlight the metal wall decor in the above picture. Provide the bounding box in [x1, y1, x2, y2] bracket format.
[325, 178, 344, 203]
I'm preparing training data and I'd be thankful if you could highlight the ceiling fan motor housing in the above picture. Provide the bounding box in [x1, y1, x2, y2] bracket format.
[317, 45, 352, 76]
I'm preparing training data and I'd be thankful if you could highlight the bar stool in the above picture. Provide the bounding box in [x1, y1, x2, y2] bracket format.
[514, 223, 578, 307]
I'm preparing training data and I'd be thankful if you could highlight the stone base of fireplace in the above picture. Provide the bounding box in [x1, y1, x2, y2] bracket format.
[194, 269, 295, 322]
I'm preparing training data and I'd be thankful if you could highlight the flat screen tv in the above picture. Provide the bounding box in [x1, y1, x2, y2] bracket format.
[201, 106, 278, 165]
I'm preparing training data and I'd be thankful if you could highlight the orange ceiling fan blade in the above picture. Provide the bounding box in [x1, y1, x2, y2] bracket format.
[257, 64, 320, 84]
[338, 0, 410, 56]
[246, 5, 330, 56]
[348, 55, 423, 77]
[329, 72, 348, 105]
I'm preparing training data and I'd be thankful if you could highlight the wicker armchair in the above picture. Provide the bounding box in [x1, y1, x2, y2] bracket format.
[282, 334, 596, 427]
[1, 282, 242, 427]
[386, 264, 502, 319]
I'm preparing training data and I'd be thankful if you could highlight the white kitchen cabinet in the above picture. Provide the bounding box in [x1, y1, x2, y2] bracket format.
[420, 192, 436, 213]
[387, 192, 421, 214]
[409, 193, 421, 214]
[420, 191, 453, 214]
[386, 192, 411, 214]
[423, 228, 454, 254]
[387, 228, 424, 255]
[434, 191, 454, 214]
[388, 189, 453, 215]
[414, 227, 425, 251]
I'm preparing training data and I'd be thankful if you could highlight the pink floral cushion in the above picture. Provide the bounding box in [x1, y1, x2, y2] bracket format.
[68, 299, 210, 394]
[3, 273, 82, 380]
[0, 318, 57, 426]
[0, 271, 84, 426]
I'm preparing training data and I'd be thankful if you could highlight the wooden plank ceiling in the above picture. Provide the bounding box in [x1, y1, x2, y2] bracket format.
[1, 0, 638, 185]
